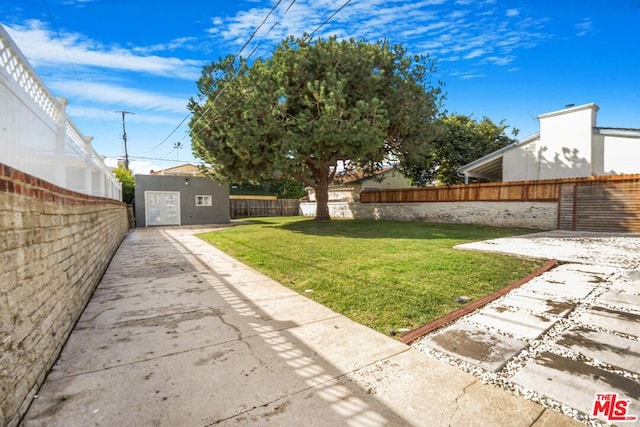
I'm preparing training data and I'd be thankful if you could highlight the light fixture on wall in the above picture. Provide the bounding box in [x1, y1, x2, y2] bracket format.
[185, 178, 190, 186]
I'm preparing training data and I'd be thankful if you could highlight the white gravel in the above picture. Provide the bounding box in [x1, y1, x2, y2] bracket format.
[456, 230, 640, 269]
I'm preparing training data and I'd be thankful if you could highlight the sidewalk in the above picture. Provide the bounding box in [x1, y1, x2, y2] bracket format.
[21, 227, 579, 426]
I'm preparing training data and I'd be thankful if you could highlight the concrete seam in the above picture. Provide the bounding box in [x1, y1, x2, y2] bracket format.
[527, 408, 546, 426]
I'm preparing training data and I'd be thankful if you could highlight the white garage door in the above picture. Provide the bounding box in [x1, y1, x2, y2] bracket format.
[145, 191, 181, 226]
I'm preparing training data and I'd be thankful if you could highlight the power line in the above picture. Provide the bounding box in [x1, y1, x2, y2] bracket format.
[184, 1, 301, 144]
[234, 0, 285, 70]
[162, 147, 177, 158]
[40, 0, 140, 170]
[151, 0, 355, 156]
[189, 0, 355, 144]
[145, 115, 189, 154]
[150, 0, 293, 154]
[174, 142, 183, 161]
[123, 155, 194, 163]
[40, 0, 73, 64]
[309, 0, 353, 37]
[115, 111, 135, 169]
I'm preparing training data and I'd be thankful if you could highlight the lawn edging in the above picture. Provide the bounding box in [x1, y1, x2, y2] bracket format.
[400, 258, 558, 344]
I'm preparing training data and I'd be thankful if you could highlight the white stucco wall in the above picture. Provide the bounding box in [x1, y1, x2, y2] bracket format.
[301, 201, 557, 229]
[359, 171, 412, 190]
[502, 104, 600, 182]
[601, 134, 640, 175]
[465, 103, 640, 183]
[537, 104, 596, 179]
[307, 188, 358, 202]
[502, 139, 541, 182]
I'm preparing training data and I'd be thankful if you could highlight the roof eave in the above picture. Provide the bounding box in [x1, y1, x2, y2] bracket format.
[457, 132, 540, 175]
[594, 127, 640, 138]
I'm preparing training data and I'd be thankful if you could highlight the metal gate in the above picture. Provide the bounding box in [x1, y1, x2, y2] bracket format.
[144, 191, 181, 226]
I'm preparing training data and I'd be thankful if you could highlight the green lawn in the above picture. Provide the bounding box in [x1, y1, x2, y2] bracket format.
[197, 217, 545, 336]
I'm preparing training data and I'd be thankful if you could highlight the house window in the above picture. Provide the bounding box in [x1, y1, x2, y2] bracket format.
[195, 195, 212, 206]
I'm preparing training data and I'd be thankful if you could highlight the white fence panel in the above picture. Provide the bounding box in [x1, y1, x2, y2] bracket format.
[0, 24, 121, 200]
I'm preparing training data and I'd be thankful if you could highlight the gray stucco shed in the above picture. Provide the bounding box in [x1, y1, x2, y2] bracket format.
[134, 175, 230, 227]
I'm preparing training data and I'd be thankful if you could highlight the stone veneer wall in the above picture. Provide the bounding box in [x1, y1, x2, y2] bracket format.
[300, 201, 558, 230]
[0, 163, 128, 426]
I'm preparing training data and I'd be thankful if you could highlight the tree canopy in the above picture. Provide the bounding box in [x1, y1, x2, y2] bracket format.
[189, 35, 442, 219]
[231, 178, 307, 199]
[397, 114, 519, 186]
[113, 165, 135, 204]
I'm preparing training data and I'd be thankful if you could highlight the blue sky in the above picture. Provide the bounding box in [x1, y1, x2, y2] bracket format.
[2, 0, 639, 174]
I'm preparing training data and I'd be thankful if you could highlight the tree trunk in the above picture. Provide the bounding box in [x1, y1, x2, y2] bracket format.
[314, 181, 331, 221]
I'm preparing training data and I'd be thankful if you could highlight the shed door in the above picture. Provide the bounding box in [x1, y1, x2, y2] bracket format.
[145, 191, 181, 226]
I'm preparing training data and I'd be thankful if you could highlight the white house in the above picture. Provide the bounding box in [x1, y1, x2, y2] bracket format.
[457, 103, 640, 182]
[306, 168, 411, 202]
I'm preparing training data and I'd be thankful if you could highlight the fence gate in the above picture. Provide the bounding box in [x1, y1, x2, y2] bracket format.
[145, 191, 181, 226]
[558, 180, 640, 232]
[229, 198, 300, 218]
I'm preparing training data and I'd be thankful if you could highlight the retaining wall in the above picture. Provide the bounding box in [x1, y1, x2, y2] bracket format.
[300, 201, 557, 229]
[0, 163, 128, 426]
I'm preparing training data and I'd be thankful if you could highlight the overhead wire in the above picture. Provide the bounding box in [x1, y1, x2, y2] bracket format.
[42, 0, 138, 163]
[186, 0, 318, 144]
[148, 0, 292, 154]
[41, 0, 356, 166]
[231, 0, 285, 81]
[309, 0, 353, 37]
[125, 155, 188, 163]
[149, 0, 355, 161]
[40, 0, 74, 65]
[189, 0, 352, 143]
[185, 41, 263, 141]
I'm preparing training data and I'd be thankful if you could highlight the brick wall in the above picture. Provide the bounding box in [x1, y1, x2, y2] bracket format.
[300, 201, 557, 230]
[0, 163, 128, 426]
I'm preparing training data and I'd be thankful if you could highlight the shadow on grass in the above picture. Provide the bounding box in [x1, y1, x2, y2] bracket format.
[277, 218, 540, 241]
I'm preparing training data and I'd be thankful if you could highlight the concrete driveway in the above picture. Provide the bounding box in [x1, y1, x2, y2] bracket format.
[20, 227, 579, 427]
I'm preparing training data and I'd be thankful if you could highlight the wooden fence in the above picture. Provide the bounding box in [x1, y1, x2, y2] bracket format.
[558, 177, 640, 233]
[360, 174, 640, 204]
[230, 198, 300, 218]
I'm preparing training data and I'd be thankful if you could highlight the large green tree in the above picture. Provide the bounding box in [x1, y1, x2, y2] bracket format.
[189, 35, 442, 220]
[398, 114, 519, 186]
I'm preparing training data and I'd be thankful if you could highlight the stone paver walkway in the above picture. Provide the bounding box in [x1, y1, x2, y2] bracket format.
[414, 231, 640, 426]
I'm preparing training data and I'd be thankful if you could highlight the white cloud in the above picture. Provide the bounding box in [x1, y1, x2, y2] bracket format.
[204, 0, 552, 72]
[132, 37, 199, 54]
[506, 9, 519, 17]
[464, 48, 490, 59]
[61, 0, 93, 5]
[129, 159, 167, 175]
[5, 20, 203, 80]
[50, 81, 189, 114]
[105, 157, 162, 175]
[483, 55, 514, 65]
[65, 105, 184, 125]
[459, 72, 485, 79]
[575, 18, 593, 37]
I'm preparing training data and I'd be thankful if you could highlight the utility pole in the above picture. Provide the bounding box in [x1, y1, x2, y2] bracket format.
[115, 111, 135, 169]
[174, 141, 183, 162]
